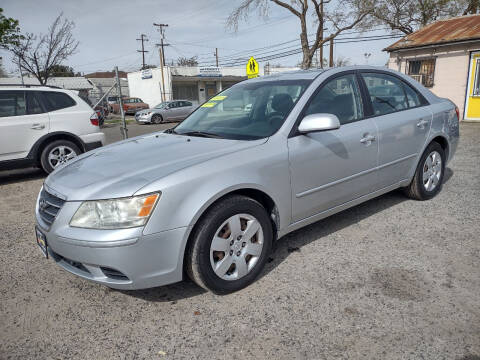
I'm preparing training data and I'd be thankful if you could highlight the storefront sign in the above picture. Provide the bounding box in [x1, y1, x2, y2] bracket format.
[141, 69, 153, 79]
[199, 67, 222, 77]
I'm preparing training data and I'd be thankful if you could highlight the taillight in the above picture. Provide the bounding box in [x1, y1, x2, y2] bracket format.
[455, 106, 460, 121]
[90, 112, 99, 126]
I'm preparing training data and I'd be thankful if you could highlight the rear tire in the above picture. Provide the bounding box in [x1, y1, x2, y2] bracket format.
[404, 142, 445, 200]
[40, 140, 81, 174]
[186, 195, 273, 294]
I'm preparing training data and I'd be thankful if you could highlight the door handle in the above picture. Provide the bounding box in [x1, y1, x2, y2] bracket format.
[31, 123, 45, 130]
[416, 119, 429, 128]
[360, 134, 376, 144]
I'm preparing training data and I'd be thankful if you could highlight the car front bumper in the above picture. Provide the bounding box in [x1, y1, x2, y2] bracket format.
[135, 113, 153, 122]
[35, 189, 188, 290]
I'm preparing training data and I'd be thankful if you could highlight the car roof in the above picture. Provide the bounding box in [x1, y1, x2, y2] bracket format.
[0, 85, 67, 91]
[247, 65, 409, 82]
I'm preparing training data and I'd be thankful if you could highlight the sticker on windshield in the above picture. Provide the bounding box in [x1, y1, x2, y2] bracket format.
[201, 102, 217, 108]
[211, 95, 227, 101]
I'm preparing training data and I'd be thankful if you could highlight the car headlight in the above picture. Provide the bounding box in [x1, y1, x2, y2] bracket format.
[70, 193, 160, 229]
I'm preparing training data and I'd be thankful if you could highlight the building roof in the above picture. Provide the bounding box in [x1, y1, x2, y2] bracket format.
[0, 76, 93, 90]
[385, 14, 480, 52]
[87, 77, 128, 87]
[84, 71, 128, 78]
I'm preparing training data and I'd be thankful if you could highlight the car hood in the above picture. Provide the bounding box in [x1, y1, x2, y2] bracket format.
[45, 133, 266, 201]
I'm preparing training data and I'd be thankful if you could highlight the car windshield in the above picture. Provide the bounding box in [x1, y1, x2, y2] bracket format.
[154, 102, 169, 109]
[174, 79, 311, 140]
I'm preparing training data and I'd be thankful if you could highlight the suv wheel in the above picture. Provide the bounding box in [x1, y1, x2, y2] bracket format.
[186, 195, 273, 294]
[404, 142, 445, 200]
[40, 140, 81, 174]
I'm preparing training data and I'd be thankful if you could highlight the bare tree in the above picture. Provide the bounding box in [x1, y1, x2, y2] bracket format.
[228, 0, 374, 69]
[464, 0, 480, 14]
[10, 13, 79, 85]
[372, 0, 465, 35]
[176, 56, 199, 67]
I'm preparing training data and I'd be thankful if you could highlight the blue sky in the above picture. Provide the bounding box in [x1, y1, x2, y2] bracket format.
[1, 0, 401, 75]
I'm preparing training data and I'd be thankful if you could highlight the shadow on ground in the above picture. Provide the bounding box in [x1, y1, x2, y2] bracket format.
[0, 167, 45, 185]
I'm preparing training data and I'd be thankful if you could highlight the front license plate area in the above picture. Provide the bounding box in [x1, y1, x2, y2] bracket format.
[35, 227, 48, 259]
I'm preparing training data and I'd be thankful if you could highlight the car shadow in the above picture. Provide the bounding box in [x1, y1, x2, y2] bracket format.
[261, 189, 408, 279]
[121, 279, 206, 302]
[0, 167, 45, 185]
[261, 167, 454, 279]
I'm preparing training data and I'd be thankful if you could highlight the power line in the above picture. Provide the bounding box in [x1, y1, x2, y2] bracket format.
[197, 34, 403, 67]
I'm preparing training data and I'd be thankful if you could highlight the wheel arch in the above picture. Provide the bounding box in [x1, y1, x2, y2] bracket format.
[28, 131, 86, 163]
[430, 135, 449, 160]
[182, 186, 280, 273]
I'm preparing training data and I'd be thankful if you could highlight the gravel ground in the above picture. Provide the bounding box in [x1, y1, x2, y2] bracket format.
[0, 123, 479, 360]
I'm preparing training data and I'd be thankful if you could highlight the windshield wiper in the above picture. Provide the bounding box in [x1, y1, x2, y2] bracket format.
[179, 131, 223, 139]
[164, 128, 178, 134]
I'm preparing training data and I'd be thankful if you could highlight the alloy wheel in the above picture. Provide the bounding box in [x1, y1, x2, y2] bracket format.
[48, 145, 77, 169]
[422, 150, 442, 192]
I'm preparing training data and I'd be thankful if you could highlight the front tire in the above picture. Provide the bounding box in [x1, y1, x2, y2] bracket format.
[40, 140, 81, 174]
[186, 195, 273, 294]
[404, 142, 445, 200]
[151, 114, 162, 124]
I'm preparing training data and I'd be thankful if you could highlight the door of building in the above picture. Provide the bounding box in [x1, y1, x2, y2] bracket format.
[465, 51, 480, 121]
[205, 83, 217, 100]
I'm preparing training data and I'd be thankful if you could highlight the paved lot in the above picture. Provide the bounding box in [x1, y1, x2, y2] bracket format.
[0, 123, 479, 359]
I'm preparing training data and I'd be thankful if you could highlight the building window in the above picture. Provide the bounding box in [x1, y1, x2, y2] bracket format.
[407, 58, 435, 87]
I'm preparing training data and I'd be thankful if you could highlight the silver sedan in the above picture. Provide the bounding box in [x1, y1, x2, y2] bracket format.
[135, 100, 196, 124]
[35, 66, 459, 294]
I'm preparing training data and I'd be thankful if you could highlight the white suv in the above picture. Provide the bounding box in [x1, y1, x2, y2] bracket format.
[0, 85, 105, 173]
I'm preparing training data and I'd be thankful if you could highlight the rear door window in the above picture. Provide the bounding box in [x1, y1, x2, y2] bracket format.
[42, 91, 76, 111]
[0, 91, 26, 117]
[361, 73, 408, 116]
[403, 83, 422, 108]
[26, 91, 45, 115]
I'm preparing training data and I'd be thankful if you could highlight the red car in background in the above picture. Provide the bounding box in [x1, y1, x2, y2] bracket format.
[111, 97, 149, 115]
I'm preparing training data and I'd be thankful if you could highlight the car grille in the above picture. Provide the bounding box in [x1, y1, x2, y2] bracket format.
[38, 188, 65, 228]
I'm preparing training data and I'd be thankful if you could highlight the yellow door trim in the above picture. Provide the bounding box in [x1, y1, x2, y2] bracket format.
[464, 51, 480, 121]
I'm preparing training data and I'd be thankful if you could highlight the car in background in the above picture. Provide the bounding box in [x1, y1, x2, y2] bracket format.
[111, 97, 149, 115]
[135, 100, 196, 124]
[0, 85, 105, 173]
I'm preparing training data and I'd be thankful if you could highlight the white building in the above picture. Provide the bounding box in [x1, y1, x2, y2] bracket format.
[127, 65, 299, 107]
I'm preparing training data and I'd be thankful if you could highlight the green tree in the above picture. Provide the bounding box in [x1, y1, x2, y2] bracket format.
[0, 8, 22, 49]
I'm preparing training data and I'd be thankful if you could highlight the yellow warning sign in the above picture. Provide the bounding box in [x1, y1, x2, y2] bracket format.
[246, 57, 259, 79]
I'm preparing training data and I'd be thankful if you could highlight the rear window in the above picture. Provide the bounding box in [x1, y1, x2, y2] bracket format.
[42, 91, 76, 111]
[0, 91, 26, 117]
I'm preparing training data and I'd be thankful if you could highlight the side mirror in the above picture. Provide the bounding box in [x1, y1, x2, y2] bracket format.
[298, 113, 341, 133]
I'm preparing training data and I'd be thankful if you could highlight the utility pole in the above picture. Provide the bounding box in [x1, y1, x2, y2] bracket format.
[157, 46, 166, 102]
[136, 34, 149, 70]
[153, 23, 169, 66]
[214, 48, 219, 67]
[329, 37, 334, 68]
